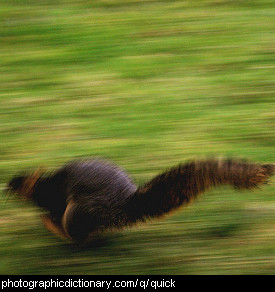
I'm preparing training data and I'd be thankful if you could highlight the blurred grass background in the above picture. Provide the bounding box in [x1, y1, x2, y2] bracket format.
[0, 0, 274, 274]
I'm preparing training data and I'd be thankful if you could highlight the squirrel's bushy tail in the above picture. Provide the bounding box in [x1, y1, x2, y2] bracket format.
[125, 159, 274, 223]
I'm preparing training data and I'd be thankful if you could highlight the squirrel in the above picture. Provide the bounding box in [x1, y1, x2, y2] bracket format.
[7, 158, 274, 243]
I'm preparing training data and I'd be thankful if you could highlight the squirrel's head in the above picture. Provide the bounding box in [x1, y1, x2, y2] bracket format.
[7, 169, 41, 200]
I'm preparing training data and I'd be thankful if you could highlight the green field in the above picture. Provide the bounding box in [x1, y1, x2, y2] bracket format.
[0, 0, 274, 275]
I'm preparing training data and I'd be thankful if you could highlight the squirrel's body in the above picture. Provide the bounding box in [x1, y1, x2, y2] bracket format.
[8, 158, 274, 242]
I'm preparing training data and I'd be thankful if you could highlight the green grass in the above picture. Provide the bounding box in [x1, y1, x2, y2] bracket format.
[0, 0, 274, 274]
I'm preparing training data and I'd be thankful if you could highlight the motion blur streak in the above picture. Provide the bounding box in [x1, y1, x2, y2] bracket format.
[0, 0, 274, 275]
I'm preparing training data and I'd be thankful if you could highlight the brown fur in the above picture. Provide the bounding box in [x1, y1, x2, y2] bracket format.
[7, 158, 274, 242]
[125, 160, 274, 222]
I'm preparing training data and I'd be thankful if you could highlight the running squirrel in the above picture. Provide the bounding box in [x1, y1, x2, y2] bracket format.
[7, 158, 274, 242]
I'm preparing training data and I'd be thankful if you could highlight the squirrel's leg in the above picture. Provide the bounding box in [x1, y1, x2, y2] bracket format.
[61, 200, 90, 243]
[41, 200, 94, 243]
[41, 214, 70, 240]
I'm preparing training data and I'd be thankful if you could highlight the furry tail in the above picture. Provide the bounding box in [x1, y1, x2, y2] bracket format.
[125, 159, 274, 223]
